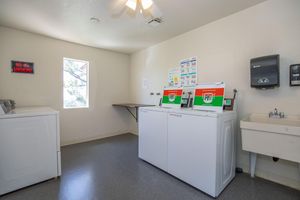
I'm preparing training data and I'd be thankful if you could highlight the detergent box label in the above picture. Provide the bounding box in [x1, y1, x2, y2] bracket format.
[193, 83, 225, 112]
[162, 88, 183, 108]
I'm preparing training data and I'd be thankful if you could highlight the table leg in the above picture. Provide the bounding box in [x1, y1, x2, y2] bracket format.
[249, 152, 257, 178]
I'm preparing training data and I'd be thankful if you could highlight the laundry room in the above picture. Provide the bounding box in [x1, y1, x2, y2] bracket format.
[0, 0, 299, 199]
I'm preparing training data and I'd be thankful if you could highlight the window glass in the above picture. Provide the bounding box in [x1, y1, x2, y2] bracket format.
[63, 58, 89, 109]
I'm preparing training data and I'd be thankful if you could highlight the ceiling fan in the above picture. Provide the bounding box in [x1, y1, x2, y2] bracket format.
[111, 0, 162, 20]
[126, 0, 154, 12]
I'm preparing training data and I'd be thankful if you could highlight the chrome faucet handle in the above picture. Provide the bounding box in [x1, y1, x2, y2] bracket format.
[274, 108, 278, 115]
[279, 112, 285, 118]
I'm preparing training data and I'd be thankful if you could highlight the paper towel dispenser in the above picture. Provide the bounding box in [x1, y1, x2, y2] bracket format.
[250, 55, 280, 89]
[290, 64, 300, 86]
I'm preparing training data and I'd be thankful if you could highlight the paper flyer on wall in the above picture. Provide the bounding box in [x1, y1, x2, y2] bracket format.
[180, 57, 197, 86]
[168, 68, 181, 87]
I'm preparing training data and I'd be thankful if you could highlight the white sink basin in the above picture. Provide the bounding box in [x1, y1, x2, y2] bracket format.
[248, 114, 300, 126]
[241, 114, 300, 137]
[240, 113, 300, 177]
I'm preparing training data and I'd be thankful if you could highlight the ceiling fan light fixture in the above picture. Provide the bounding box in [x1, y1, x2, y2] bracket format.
[141, 0, 153, 10]
[126, 0, 137, 10]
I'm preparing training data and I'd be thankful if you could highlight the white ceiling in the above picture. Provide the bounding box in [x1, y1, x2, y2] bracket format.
[0, 0, 266, 54]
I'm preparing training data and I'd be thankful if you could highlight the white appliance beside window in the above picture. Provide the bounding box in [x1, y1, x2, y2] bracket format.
[0, 107, 61, 195]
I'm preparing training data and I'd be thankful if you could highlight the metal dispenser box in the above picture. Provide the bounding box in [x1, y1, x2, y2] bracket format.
[250, 55, 280, 89]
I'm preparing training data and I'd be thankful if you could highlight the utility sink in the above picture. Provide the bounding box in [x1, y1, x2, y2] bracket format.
[240, 113, 300, 177]
[241, 114, 300, 136]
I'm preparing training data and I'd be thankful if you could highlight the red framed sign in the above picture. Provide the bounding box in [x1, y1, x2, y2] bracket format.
[161, 87, 183, 108]
[193, 82, 225, 112]
[11, 61, 34, 74]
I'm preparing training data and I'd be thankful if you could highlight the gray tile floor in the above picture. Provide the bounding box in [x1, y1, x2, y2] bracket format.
[1, 133, 299, 200]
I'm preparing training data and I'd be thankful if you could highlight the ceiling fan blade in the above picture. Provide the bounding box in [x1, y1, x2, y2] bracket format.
[142, 2, 162, 18]
[110, 0, 128, 18]
[110, 0, 128, 10]
[150, 3, 162, 18]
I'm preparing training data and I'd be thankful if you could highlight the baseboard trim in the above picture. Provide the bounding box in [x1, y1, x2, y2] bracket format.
[61, 131, 129, 147]
[238, 163, 300, 191]
[130, 130, 138, 135]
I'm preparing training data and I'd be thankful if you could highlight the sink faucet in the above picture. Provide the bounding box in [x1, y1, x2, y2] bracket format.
[269, 108, 285, 118]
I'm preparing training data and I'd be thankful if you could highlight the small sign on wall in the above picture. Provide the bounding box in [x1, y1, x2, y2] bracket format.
[161, 87, 183, 108]
[11, 61, 34, 74]
[193, 82, 225, 113]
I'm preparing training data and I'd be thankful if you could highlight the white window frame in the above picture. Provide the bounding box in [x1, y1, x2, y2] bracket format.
[63, 57, 89, 109]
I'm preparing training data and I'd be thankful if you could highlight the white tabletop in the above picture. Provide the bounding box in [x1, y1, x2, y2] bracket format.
[0, 107, 59, 119]
[140, 106, 236, 118]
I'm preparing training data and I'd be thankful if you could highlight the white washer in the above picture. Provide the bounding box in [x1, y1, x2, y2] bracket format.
[0, 107, 61, 195]
[139, 107, 237, 197]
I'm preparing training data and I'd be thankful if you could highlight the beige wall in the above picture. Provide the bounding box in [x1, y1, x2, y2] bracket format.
[0, 26, 131, 145]
[129, 0, 300, 189]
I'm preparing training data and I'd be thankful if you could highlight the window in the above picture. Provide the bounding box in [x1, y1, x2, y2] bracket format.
[63, 57, 89, 109]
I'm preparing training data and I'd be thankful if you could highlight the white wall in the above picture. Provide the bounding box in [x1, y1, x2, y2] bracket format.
[129, 0, 300, 189]
[0, 26, 131, 145]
